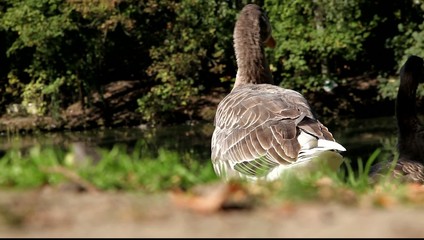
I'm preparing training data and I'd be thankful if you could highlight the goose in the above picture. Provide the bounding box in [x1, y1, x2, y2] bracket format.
[370, 55, 424, 184]
[210, 4, 346, 182]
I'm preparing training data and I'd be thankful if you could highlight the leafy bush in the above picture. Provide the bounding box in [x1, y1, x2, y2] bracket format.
[2, 0, 424, 124]
[265, 0, 376, 92]
[137, 0, 239, 123]
[379, 0, 424, 100]
[0, 0, 151, 118]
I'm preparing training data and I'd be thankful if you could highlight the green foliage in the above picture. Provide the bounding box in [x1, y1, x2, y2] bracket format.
[0, 142, 417, 205]
[79, 145, 217, 191]
[1, 0, 78, 115]
[0, 0, 146, 118]
[341, 148, 380, 191]
[0, 146, 66, 187]
[0, 143, 218, 191]
[377, 0, 424, 100]
[376, 76, 399, 101]
[377, 72, 424, 101]
[265, 148, 403, 203]
[3, 0, 424, 124]
[138, 0, 238, 123]
[386, 0, 424, 66]
[265, 0, 374, 92]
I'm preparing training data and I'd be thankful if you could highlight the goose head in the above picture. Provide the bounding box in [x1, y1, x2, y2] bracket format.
[396, 55, 424, 132]
[399, 55, 424, 89]
[233, 4, 275, 88]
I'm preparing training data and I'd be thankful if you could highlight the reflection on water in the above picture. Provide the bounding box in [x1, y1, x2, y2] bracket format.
[0, 124, 215, 164]
[0, 116, 398, 164]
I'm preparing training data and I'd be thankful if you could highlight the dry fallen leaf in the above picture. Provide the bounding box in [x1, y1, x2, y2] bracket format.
[406, 183, 424, 203]
[170, 181, 255, 214]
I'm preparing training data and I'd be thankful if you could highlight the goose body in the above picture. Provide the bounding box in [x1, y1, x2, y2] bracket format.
[371, 55, 424, 184]
[211, 4, 346, 181]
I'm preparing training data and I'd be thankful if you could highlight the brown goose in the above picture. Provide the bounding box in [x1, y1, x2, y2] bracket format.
[211, 4, 346, 181]
[370, 55, 424, 184]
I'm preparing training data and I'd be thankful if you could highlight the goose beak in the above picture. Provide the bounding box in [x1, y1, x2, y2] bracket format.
[265, 35, 276, 48]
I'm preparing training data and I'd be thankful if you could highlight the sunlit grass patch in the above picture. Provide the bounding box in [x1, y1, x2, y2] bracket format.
[0, 146, 67, 188]
[1, 144, 424, 208]
[238, 148, 424, 207]
[78, 145, 218, 191]
[0, 143, 218, 191]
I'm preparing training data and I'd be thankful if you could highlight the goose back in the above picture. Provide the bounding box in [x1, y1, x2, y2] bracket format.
[212, 84, 338, 179]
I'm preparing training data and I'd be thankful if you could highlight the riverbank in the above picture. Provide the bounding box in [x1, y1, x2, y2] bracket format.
[0, 76, 395, 134]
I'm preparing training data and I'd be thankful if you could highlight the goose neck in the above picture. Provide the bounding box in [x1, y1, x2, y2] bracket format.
[233, 33, 273, 88]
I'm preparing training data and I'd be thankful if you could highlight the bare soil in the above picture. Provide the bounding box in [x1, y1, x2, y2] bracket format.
[1, 182, 424, 238]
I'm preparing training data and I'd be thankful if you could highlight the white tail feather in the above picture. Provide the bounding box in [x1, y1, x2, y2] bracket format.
[317, 139, 346, 152]
[265, 133, 346, 181]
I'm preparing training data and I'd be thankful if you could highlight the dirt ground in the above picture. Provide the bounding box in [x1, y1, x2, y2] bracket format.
[1, 183, 424, 238]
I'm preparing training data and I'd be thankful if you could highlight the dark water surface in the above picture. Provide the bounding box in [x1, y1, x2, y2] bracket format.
[0, 116, 398, 163]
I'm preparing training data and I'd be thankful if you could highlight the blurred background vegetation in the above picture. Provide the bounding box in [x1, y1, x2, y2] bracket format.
[1, 0, 424, 127]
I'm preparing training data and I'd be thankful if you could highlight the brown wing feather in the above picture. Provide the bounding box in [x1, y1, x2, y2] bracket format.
[211, 83, 335, 177]
[370, 159, 424, 184]
[397, 160, 424, 183]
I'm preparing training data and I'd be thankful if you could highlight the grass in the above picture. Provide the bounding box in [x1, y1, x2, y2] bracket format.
[0, 143, 422, 207]
[251, 149, 423, 207]
[0, 143, 218, 192]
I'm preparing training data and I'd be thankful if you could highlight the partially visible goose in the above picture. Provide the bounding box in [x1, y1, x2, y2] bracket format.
[211, 4, 346, 181]
[370, 55, 424, 184]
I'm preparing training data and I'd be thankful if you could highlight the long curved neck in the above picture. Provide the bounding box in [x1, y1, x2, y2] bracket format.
[396, 70, 420, 135]
[233, 24, 273, 88]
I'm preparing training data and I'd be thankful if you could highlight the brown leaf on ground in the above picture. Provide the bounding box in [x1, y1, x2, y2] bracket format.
[170, 181, 255, 214]
[314, 177, 358, 205]
[373, 193, 397, 208]
[406, 183, 424, 203]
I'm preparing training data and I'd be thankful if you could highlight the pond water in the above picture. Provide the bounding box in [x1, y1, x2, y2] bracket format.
[0, 116, 398, 165]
